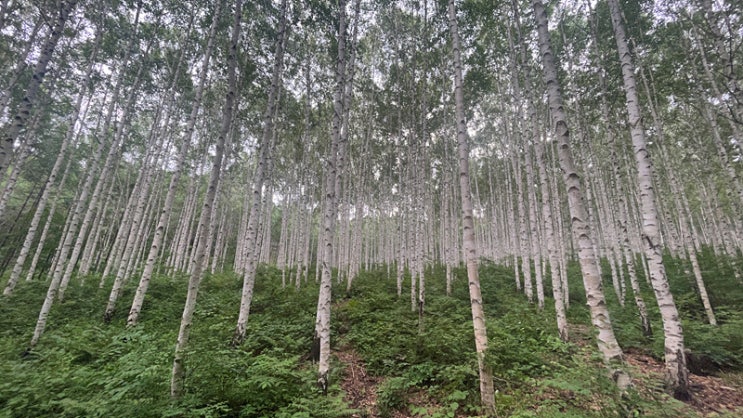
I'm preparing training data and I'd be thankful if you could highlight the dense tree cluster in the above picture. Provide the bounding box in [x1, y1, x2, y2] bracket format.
[1, 0, 740, 410]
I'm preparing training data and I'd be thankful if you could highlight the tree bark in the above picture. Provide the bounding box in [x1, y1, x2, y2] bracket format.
[532, 0, 625, 372]
[607, 0, 689, 399]
[315, 0, 356, 392]
[29, 7, 142, 347]
[0, 0, 77, 178]
[447, 0, 496, 413]
[232, 0, 287, 345]
[171, 0, 241, 397]
[127, 5, 215, 327]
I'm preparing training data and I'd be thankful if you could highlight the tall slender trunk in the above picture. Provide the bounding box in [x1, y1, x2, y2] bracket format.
[126, 7, 217, 326]
[315, 0, 354, 392]
[171, 173, 201, 272]
[0, 135, 32, 220]
[607, 0, 689, 399]
[232, 0, 287, 345]
[79, 170, 116, 277]
[505, 161, 521, 291]
[23, 149, 76, 283]
[104, 80, 179, 320]
[512, 148, 533, 302]
[532, 0, 626, 375]
[447, 0, 495, 413]
[637, 57, 718, 327]
[0, 15, 43, 116]
[536, 138, 568, 340]
[28, 7, 142, 347]
[0, 0, 77, 177]
[58, 50, 149, 301]
[546, 142, 570, 308]
[170, 0, 241, 397]
[417, 27, 430, 327]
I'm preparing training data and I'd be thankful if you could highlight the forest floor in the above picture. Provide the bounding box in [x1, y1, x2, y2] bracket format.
[335, 296, 460, 418]
[337, 345, 461, 418]
[336, 347, 382, 417]
[2, 264, 742, 417]
[570, 323, 743, 418]
[335, 297, 384, 417]
[337, 344, 474, 418]
[336, 321, 743, 417]
[624, 348, 743, 417]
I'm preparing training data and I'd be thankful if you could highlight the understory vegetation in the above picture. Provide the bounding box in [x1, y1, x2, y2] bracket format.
[1, 252, 741, 417]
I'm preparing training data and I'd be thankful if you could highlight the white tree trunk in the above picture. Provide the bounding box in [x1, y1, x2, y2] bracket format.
[58, 58, 146, 301]
[3, 67, 90, 293]
[232, 0, 287, 345]
[448, 0, 496, 412]
[20, 141, 76, 284]
[315, 0, 358, 392]
[535, 138, 568, 341]
[171, 0, 240, 397]
[0, 0, 77, 177]
[104, 98, 174, 320]
[29, 10, 142, 345]
[607, 0, 688, 398]
[532, 0, 625, 368]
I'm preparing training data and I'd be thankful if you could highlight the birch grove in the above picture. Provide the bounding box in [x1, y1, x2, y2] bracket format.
[0, 0, 740, 409]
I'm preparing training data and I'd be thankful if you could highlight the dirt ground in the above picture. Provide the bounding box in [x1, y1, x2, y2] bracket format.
[625, 347, 743, 417]
[335, 347, 382, 417]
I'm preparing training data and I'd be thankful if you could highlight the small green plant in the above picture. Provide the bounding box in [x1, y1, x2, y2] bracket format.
[377, 377, 412, 417]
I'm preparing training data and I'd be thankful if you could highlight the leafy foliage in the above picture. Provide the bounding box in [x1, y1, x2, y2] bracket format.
[1, 257, 742, 417]
[0, 269, 351, 417]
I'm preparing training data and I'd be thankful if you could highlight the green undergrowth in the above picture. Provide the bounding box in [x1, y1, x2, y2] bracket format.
[594, 251, 743, 372]
[0, 268, 353, 417]
[338, 260, 741, 417]
[1, 254, 741, 417]
[338, 266, 615, 417]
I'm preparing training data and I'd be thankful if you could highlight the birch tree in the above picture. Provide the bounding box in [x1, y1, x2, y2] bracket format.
[607, 0, 689, 398]
[233, 0, 288, 345]
[447, 0, 495, 412]
[315, 0, 351, 392]
[2, 24, 102, 296]
[0, 0, 77, 178]
[171, 0, 241, 397]
[127, 2, 220, 327]
[531, 0, 628, 385]
[28, 7, 144, 347]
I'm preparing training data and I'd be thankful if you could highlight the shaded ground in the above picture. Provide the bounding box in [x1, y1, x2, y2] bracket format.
[336, 347, 382, 417]
[333, 302, 743, 417]
[571, 324, 743, 417]
[336, 347, 457, 418]
[625, 347, 743, 417]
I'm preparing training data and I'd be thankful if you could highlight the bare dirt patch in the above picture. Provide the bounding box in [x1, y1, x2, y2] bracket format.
[334, 347, 452, 418]
[624, 347, 743, 417]
[335, 347, 382, 417]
